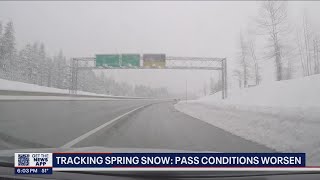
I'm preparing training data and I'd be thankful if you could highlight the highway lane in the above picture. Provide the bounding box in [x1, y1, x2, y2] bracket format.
[0, 99, 275, 152]
[0, 99, 155, 149]
[76, 101, 276, 153]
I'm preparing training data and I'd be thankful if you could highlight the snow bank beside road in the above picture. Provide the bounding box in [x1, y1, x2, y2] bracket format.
[199, 74, 320, 108]
[0, 78, 113, 96]
[0, 78, 154, 100]
[0, 78, 105, 96]
[175, 74, 320, 165]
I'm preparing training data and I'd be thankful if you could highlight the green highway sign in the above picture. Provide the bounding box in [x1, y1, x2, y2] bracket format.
[96, 53, 167, 68]
[96, 54, 140, 68]
[96, 54, 120, 67]
[121, 54, 140, 67]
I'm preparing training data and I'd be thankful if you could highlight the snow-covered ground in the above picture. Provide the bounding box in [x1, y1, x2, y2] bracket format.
[0, 78, 106, 96]
[0, 78, 146, 99]
[175, 74, 320, 166]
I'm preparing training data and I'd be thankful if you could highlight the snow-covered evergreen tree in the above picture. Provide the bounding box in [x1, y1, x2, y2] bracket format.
[0, 21, 16, 80]
[38, 43, 46, 86]
[0, 20, 171, 97]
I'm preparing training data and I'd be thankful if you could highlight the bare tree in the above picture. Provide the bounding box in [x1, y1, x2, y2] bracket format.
[296, 29, 308, 76]
[233, 31, 248, 89]
[203, 83, 207, 96]
[209, 76, 222, 94]
[302, 12, 313, 75]
[237, 32, 249, 88]
[296, 11, 320, 76]
[257, 1, 290, 81]
[248, 38, 261, 85]
[233, 69, 243, 88]
[209, 77, 215, 94]
[313, 38, 320, 74]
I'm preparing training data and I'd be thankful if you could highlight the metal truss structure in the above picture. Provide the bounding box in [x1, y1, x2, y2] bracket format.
[69, 56, 227, 99]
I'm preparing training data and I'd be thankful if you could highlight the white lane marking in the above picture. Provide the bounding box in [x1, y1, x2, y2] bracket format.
[60, 104, 149, 148]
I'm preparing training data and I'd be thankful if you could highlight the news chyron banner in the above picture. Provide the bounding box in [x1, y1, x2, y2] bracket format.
[15, 152, 308, 174]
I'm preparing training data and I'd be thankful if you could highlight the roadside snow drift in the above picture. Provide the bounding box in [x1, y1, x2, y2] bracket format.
[0, 78, 156, 100]
[0, 78, 105, 96]
[175, 74, 320, 165]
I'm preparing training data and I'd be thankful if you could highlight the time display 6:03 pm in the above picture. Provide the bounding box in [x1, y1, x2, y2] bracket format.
[15, 167, 52, 174]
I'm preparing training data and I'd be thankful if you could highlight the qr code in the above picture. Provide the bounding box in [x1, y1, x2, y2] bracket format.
[18, 154, 30, 166]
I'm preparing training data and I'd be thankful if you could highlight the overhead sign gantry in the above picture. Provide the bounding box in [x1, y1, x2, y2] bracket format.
[69, 54, 227, 99]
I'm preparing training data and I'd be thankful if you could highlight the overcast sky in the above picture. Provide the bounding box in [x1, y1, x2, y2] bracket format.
[0, 1, 319, 96]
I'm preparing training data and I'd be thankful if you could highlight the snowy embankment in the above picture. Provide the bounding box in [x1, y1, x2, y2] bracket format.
[0, 78, 146, 99]
[175, 74, 320, 165]
[0, 78, 102, 96]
